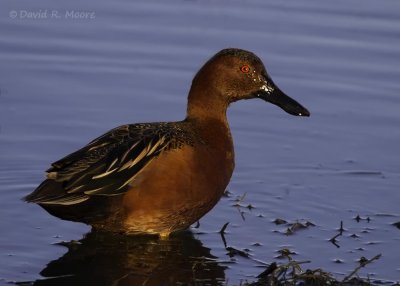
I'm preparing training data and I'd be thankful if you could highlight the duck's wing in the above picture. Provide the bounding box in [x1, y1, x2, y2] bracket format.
[25, 122, 195, 205]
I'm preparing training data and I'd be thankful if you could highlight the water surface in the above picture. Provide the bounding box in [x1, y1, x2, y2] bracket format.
[1, 0, 400, 284]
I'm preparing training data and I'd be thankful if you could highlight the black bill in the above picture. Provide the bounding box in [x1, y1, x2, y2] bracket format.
[257, 81, 310, 117]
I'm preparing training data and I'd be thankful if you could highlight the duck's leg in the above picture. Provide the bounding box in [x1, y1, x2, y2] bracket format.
[159, 232, 170, 240]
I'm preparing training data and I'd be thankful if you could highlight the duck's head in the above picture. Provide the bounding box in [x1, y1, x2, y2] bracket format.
[187, 48, 310, 118]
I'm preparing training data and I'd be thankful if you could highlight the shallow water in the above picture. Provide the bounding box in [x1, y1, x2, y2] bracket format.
[1, 0, 400, 285]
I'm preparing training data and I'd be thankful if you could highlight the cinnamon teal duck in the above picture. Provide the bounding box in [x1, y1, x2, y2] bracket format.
[25, 48, 310, 238]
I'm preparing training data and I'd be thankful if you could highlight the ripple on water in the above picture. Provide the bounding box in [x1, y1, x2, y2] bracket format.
[1, 0, 400, 284]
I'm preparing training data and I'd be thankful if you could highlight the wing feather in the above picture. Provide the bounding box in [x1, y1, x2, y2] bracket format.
[25, 122, 198, 205]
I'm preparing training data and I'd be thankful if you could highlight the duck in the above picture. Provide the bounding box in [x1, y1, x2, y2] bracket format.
[25, 48, 310, 238]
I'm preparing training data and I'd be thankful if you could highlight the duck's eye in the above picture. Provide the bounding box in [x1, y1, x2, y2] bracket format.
[240, 65, 250, 73]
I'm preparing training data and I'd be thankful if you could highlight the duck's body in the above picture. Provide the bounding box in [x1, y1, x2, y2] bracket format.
[31, 120, 233, 236]
[25, 48, 309, 237]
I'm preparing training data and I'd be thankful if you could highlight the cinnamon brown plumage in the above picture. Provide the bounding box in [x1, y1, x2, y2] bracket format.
[25, 48, 310, 237]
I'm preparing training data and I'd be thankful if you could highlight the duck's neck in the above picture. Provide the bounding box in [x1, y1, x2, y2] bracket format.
[185, 85, 233, 149]
[186, 98, 229, 125]
[185, 74, 230, 124]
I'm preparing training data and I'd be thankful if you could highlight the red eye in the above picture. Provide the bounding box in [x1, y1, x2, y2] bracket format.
[240, 65, 250, 73]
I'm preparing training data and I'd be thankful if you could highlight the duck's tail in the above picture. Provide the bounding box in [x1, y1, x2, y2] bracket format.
[24, 179, 115, 224]
[24, 179, 88, 205]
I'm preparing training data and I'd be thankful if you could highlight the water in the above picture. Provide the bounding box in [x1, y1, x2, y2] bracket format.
[1, 0, 400, 284]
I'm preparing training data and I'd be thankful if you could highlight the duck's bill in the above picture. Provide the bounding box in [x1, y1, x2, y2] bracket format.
[257, 85, 310, 117]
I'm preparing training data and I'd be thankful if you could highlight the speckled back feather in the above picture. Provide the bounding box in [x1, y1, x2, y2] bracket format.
[25, 121, 202, 205]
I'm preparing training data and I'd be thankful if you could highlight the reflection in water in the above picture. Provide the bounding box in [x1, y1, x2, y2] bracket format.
[31, 231, 226, 286]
